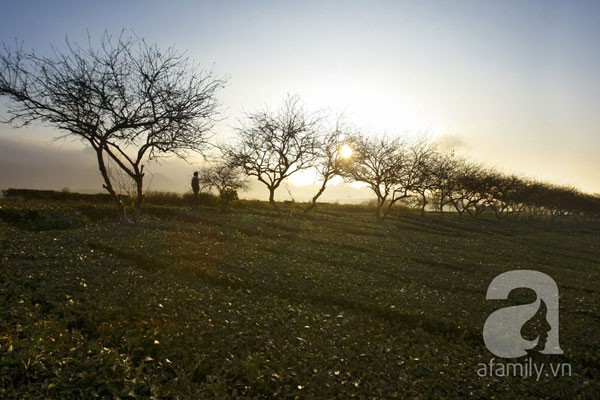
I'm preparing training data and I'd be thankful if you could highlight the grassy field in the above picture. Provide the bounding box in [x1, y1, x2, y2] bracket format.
[0, 197, 599, 398]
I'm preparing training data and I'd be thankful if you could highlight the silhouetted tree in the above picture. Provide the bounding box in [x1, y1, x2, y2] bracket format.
[405, 138, 439, 215]
[225, 95, 321, 208]
[304, 122, 350, 213]
[412, 145, 599, 220]
[519, 180, 551, 217]
[580, 193, 600, 218]
[542, 184, 582, 219]
[486, 173, 527, 219]
[439, 157, 489, 217]
[428, 151, 460, 214]
[198, 163, 249, 201]
[343, 134, 421, 219]
[0, 32, 226, 220]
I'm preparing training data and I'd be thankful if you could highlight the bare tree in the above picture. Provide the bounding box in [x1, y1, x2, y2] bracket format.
[198, 163, 249, 200]
[426, 151, 600, 220]
[342, 134, 411, 219]
[427, 151, 458, 214]
[304, 121, 350, 213]
[485, 173, 527, 219]
[225, 94, 321, 208]
[428, 153, 486, 217]
[446, 160, 490, 217]
[0, 31, 226, 220]
[404, 137, 439, 215]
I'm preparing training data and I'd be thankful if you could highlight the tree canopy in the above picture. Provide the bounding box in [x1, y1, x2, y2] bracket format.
[0, 32, 226, 220]
[225, 94, 321, 207]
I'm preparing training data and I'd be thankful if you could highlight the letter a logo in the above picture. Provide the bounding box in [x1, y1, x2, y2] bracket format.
[483, 270, 563, 358]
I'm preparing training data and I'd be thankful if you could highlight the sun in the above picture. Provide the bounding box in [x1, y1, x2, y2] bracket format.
[339, 144, 353, 159]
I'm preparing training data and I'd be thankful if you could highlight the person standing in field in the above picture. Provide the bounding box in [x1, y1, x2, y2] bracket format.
[191, 171, 200, 204]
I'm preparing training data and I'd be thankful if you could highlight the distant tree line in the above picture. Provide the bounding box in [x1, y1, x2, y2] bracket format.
[222, 95, 600, 220]
[1, 32, 598, 221]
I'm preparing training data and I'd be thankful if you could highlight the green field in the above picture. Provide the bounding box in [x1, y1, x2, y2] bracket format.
[0, 197, 599, 398]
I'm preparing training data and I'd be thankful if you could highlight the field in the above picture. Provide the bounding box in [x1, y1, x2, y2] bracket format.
[0, 195, 599, 398]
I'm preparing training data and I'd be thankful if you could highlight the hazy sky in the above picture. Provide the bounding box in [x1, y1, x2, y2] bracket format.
[1, 1, 599, 199]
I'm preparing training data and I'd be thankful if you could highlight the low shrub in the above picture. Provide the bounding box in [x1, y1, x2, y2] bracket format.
[0, 205, 87, 231]
[144, 191, 185, 206]
[2, 188, 112, 203]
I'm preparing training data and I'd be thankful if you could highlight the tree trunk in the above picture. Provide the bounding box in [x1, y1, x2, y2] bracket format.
[268, 187, 278, 209]
[304, 176, 330, 213]
[382, 196, 403, 220]
[95, 145, 127, 221]
[420, 193, 427, 216]
[133, 174, 144, 222]
[376, 197, 386, 220]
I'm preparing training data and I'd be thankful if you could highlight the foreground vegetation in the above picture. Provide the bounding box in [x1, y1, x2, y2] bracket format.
[1, 192, 599, 398]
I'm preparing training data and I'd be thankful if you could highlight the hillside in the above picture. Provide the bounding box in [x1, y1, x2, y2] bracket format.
[0, 196, 599, 398]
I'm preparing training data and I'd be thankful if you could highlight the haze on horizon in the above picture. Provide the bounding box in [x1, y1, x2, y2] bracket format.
[1, 0, 599, 200]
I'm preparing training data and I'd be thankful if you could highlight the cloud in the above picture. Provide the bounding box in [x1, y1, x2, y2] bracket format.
[0, 137, 194, 193]
[0, 137, 103, 192]
[0, 136, 377, 202]
[0, 136, 194, 195]
[434, 132, 470, 152]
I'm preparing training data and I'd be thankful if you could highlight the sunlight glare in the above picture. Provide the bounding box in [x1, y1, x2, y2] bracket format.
[340, 144, 353, 159]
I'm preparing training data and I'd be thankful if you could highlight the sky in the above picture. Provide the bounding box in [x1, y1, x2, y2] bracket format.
[1, 0, 599, 200]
